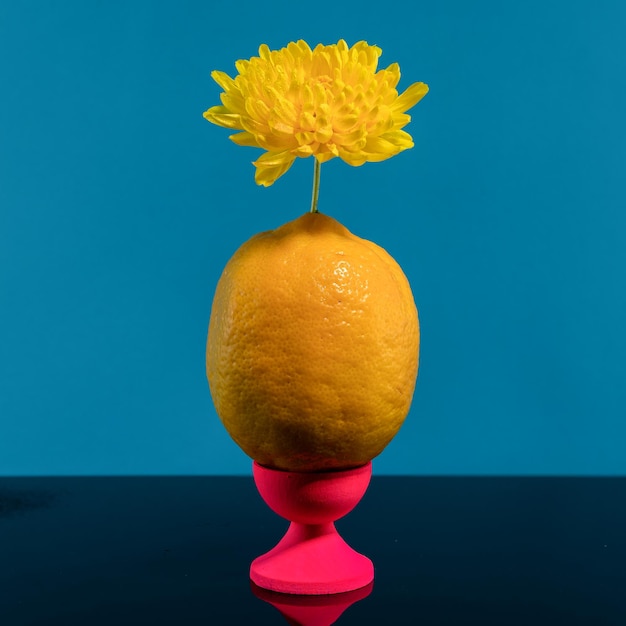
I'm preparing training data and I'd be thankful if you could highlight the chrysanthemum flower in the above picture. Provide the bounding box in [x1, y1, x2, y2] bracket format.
[204, 40, 428, 187]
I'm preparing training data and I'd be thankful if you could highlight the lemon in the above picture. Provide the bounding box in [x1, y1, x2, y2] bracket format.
[207, 212, 419, 471]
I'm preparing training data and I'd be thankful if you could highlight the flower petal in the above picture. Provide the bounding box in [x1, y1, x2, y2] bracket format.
[220, 91, 244, 113]
[364, 135, 401, 158]
[253, 151, 296, 187]
[211, 70, 236, 92]
[392, 82, 429, 113]
[229, 131, 261, 147]
[337, 146, 367, 166]
[382, 63, 401, 89]
[381, 129, 414, 149]
[256, 132, 295, 152]
[203, 106, 244, 130]
[315, 149, 337, 164]
[390, 112, 411, 130]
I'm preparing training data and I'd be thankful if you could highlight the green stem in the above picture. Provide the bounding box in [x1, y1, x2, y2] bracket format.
[310, 158, 321, 213]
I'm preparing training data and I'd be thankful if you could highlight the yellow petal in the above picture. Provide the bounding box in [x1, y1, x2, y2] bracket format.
[294, 144, 315, 156]
[390, 112, 411, 130]
[240, 116, 269, 135]
[333, 125, 367, 148]
[314, 125, 333, 143]
[337, 147, 367, 166]
[315, 148, 337, 163]
[258, 43, 271, 60]
[234, 59, 249, 75]
[364, 135, 401, 157]
[382, 63, 401, 89]
[392, 82, 429, 112]
[229, 131, 261, 147]
[333, 113, 359, 132]
[300, 111, 316, 131]
[211, 70, 236, 92]
[269, 120, 296, 136]
[203, 106, 243, 130]
[256, 132, 295, 152]
[381, 129, 414, 149]
[245, 98, 271, 120]
[220, 91, 244, 113]
[295, 130, 315, 145]
[253, 151, 296, 186]
[253, 150, 293, 166]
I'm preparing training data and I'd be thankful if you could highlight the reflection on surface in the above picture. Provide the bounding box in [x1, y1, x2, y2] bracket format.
[251, 580, 374, 626]
[0, 487, 56, 518]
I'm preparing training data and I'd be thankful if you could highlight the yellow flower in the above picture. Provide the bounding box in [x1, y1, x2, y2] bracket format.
[203, 40, 429, 187]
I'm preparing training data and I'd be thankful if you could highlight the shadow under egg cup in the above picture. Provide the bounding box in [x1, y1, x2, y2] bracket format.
[250, 460, 374, 595]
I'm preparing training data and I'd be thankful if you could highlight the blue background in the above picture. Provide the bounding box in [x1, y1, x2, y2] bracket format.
[1, 1, 625, 476]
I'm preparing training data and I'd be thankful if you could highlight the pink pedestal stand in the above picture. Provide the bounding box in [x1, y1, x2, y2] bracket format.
[250, 461, 374, 595]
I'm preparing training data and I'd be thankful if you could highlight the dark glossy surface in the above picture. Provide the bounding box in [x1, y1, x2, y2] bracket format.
[1, 476, 625, 625]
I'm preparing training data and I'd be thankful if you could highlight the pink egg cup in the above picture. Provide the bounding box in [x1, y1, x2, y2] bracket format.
[250, 460, 374, 595]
